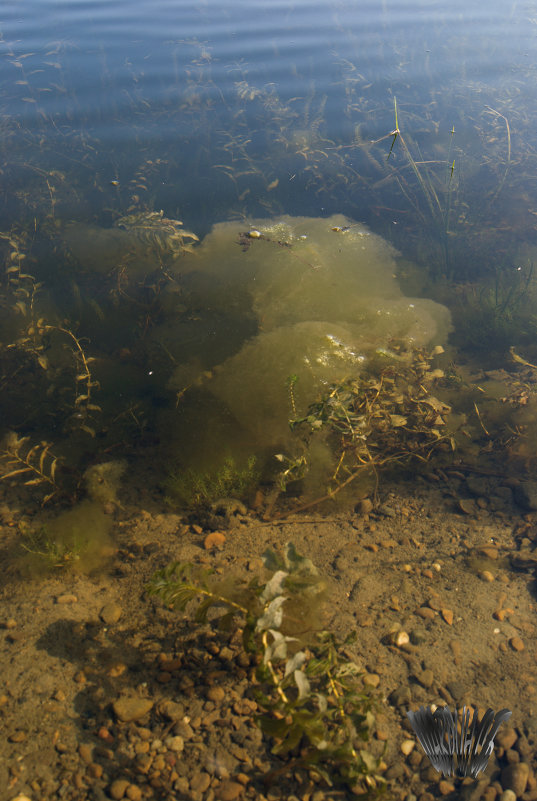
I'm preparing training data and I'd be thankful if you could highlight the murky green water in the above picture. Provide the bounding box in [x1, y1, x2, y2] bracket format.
[2, 0, 537, 508]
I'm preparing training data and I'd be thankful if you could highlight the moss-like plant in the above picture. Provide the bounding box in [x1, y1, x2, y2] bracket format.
[147, 543, 385, 795]
[165, 454, 259, 508]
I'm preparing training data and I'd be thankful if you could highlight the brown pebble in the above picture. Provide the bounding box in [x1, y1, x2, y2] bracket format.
[438, 779, 456, 795]
[204, 531, 226, 550]
[190, 772, 211, 793]
[108, 663, 127, 678]
[217, 781, 245, 801]
[109, 779, 130, 800]
[57, 594, 78, 604]
[441, 608, 454, 625]
[78, 744, 93, 763]
[97, 726, 114, 743]
[126, 785, 143, 801]
[87, 763, 103, 779]
[496, 727, 518, 750]
[458, 499, 476, 515]
[54, 689, 66, 702]
[207, 686, 226, 703]
[510, 636, 524, 652]
[156, 671, 172, 683]
[502, 762, 529, 796]
[159, 657, 182, 672]
[8, 730, 27, 743]
[100, 602, 123, 624]
[113, 696, 154, 723]
[422, 568, 434, 579]
[416, 607, 436, 620]
[191, 524, 203, 535]
[480, 570, 495, 582]
[359, 498, 373, 515]
[478, 546, 498, 559]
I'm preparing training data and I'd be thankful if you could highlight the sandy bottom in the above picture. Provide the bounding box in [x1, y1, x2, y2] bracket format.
[1, 468, 536, 801]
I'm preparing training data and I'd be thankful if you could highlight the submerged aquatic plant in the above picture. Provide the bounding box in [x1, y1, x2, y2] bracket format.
[165, 455, 259, 508]
[115, 210, 199, 258]
[0, 432, 61, 505]
[147, 543, 384, 794]
[451, 262, 535, 356]
[277, 344, 453, 514]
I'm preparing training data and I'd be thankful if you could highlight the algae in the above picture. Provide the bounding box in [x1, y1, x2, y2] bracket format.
[166, 215, 451, 458]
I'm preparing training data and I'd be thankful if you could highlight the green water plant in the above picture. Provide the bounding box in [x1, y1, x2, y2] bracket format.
[451, 262, 535, 356]
[276, 344, 453, 514]
[165, 454, 259, 508]
[15, 500, 112, 574]
[0, 431, 61, 504]
[147, 543, 384, 794]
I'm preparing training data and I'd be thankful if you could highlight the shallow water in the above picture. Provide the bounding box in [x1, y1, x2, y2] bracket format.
[1, 0, 537, 500]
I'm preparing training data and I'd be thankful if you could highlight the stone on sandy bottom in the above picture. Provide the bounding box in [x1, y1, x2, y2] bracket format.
[501, 762, 530, 796]
[113, 696, 154, 722]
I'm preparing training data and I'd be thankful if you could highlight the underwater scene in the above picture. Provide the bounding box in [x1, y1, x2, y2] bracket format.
[2, 0, 537, 799]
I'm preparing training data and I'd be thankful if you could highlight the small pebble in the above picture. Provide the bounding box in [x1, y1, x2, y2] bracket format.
[395, 631, 409, 647]
[401, 739, 415, 755]
[441, 608, 453, 625]
[363, 673, 380, 688]
[496, 728, 518, 750]
[499, 791, 516, 801]
[416, 607, 436, 620]
[509, 636, 524, 652]
[190, 773, 211, 793]
[78, 744, 93, 763]
[480, 570, 495, 582]
[57, 594, 78, 604]
[109, 779, 130, 800]
[217, 781, 244, 801]
[165, 735, 184, 753]
[501, 762, 529, 796]
[207, 686, 225, 703]
[100, 602, 122, 624]
[204, 531, 226, 550]
[113, 696, 154, 722]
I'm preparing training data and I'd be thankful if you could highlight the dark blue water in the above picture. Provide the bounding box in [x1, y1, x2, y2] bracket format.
[2, 0, 534, 245]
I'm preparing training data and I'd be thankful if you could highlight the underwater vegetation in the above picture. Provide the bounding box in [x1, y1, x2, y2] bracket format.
[148, 543, 384, 795]
[12, 499, 113, 575]
[165, 454, 259, 509]
[1, 197, 536, 525]
[0, 21, 535, 521]
[275, 343, 453, 513]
